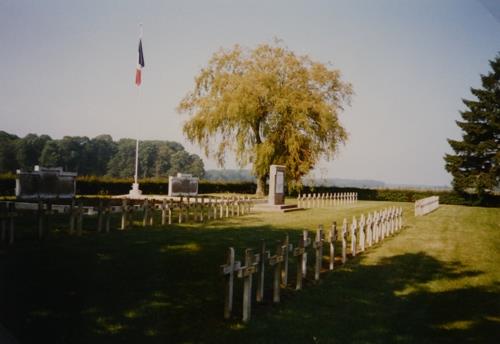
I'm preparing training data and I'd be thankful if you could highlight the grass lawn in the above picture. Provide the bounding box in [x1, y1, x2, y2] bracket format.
[0, 201, 499, 343]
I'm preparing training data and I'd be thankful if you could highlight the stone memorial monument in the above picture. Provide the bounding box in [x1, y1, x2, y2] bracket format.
[15, 165, 77, 199]
[253, 165, 302, 212]
[268, 165, 285, 205]
[168, 173, 199, 197]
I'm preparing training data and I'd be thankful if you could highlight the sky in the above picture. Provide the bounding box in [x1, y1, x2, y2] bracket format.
[0, 0, 499, 186]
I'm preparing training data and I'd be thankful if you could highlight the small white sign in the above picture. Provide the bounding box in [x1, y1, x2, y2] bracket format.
[276, 171, 284, 194]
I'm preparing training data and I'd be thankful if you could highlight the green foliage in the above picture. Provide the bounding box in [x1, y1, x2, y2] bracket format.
[105, 139, 204, 179]
[89, 134, 118, 175]
[0, 131, 19, 173]
[106, 139, 137, 178]
[15, 133, 51, 170]
[0, 131, 204, 178]
[39, 140, 63, 167]
[178, 40, 352, 194]
[444, 53, 500, 195]
[0, 175, 256, 196]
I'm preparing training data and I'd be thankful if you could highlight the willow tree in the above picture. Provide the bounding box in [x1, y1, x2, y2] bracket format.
[178, 42, 352, 195]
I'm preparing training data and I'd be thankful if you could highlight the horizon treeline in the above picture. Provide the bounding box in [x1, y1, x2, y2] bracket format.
[0, 131, 204, 178]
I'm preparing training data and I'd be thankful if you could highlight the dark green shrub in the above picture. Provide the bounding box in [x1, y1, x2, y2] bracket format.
[1, 174, 498, 207]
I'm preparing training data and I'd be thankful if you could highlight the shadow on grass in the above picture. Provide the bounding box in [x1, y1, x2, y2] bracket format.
[1, 222, 499, 343]
[232, 252, 499, 344]
[0, 223, 300, 344]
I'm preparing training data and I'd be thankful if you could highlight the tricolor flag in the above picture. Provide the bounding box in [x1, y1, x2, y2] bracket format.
[135, 39, 145, 86]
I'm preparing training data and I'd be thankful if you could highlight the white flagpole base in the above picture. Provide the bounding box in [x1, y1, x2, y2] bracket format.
[128, 183, 143, 198]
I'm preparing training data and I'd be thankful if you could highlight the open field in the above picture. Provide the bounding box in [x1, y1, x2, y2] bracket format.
[1, 201, 499, 343]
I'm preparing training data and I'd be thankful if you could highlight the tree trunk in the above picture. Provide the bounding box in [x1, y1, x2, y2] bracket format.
[256, 175, 266, 197]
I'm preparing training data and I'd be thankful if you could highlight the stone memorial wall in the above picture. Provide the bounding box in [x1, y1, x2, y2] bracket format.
[15, 166, 77, 199]
[414, 196, 439, 216]
[168, 173, 199, 196]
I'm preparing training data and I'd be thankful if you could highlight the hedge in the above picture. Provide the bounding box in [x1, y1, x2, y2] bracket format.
[0, 175, 498, 207]
[0, 175, 257, 197]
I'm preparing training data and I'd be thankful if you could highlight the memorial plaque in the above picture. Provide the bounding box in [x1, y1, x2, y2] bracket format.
[268, 165, 286, 205]
[168, 173, 199, 196]
[16, 166, 76, 199]
[276, 171, 284, 194]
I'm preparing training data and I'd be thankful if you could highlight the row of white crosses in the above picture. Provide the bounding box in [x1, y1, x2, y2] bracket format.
[119, 196, 253, 229]
[414, 196, 439, 216]
[347, 206, 404, 258]
[158, 196, 253, 225]
[297, 192, 358, 209]
[1, 195, 254, 243]
[221, 206, 404, 323]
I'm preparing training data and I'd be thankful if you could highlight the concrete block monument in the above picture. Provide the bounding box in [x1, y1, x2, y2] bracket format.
[253, 165, 302, 212]
[415, 196, 439, 216]
[268, 165, 285, 205]
[168, 173, 199, 197]
[16, 166, 77, 199]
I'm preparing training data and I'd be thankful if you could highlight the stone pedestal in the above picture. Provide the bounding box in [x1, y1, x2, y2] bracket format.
[268, 165, 285, 205]
[128, 183, 143, 198]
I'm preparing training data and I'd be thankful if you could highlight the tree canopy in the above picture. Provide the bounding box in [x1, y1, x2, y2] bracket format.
[0, 131, 204, 178]
[178, 41, 352, 194]
[444, 53, 500, 195]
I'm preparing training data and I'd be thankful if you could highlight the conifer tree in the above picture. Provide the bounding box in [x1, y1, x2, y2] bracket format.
[444, 54, 500, 195]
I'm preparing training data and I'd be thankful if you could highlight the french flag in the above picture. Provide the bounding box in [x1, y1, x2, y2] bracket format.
[135, 39, 145, 86]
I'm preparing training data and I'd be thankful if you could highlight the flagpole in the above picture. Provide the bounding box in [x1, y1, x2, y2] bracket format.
[130, 23, 143, 198]
[135, 24, 142, 186]
[134, 138, 139, 185]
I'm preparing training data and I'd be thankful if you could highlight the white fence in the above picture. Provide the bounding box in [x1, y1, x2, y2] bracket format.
[414, 196, 439, 216]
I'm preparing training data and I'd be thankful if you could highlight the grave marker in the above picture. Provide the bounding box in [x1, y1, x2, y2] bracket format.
[341, 219, 347, 264]
[268, 242, 285, 303]
[221, 247, 241, 319]
[351, 216, 358, 257]
[359, 214, 366, 252]
[238, 248, 260, 323]
[325, 222, 337, 270]
[313, 225, 324, 281]
[121, 199, 129, 230]
[281, 234, 293, 286]
[161, 199, 167, 225]
[366, 213, 373, 247]
[256, 240, 269, 303]
[293, 230, 311, 290]
[373, 211, 379, 243]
